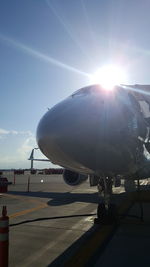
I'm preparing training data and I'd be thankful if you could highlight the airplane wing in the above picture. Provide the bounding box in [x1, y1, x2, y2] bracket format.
[30, 158, 50, 162]
[28, 149, 50, 162]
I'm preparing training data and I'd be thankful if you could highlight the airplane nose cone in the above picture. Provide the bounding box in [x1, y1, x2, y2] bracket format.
[36, 112, 49, 152]
[36, 102, 74, 166]
[36, 110, 59, 162]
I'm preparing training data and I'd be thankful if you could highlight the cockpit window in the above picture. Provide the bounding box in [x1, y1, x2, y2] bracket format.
[71, 85, 99, 97]
[71, 86, 91, 97]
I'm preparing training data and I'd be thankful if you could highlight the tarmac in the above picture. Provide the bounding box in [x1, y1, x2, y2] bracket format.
[0, 173, 150, 267]
[0, 173, 98, 267]
[94, 202, 150, 267]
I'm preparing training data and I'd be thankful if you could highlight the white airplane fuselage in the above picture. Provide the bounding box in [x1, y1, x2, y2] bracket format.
[37, 84, 149, 178]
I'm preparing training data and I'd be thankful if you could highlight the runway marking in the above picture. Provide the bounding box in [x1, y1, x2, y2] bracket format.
[22, 207, 96, 266]
[2, 193, 48, 219]
[9, 203, 48, 219]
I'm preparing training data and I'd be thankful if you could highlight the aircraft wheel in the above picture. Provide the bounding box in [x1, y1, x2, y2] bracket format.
[94, 203, 106, 224]
[97, 203, 106, 219]
[107, 203, 117, 223]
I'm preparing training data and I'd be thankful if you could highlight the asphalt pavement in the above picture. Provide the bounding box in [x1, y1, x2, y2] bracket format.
[0, 174, 98, 267]
[0, 173, 150, 267]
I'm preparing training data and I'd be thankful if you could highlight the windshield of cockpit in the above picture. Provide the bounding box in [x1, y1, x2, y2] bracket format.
[71, 85, 100, 97]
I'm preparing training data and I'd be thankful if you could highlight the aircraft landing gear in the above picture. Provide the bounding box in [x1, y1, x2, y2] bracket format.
[97, 202, 106, 221]
[94, 177, 117, 224]
[95, 203, 117, 224]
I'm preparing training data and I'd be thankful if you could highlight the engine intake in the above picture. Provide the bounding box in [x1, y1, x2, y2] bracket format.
[63, 169, 88, 186]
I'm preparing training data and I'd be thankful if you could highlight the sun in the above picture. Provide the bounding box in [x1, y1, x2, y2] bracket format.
[90, 64, 127, 90]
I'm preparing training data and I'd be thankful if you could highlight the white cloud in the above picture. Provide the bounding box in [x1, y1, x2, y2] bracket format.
[0, 128, 9, 135]
[0, 129, 36, 168]
[0, 128, 33, 140]
[19, 131, 33, 136]
[10, 130, 18, 135]
[0, 128, 55, 169]
[17, 135, 36, 159]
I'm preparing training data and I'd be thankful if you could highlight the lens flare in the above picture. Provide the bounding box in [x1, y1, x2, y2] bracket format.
[0, 34, 90, 78]
[90, 64, 127, 90]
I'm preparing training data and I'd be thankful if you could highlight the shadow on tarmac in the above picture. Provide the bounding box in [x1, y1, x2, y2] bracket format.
[7, 190, 99, 205]
[7, 190, 127, 207]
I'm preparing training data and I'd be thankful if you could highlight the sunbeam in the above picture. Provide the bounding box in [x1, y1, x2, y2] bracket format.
[0, 34, 90, 78]
[81, 0, 97, 47]
[122, 85, 150, 96]
[45, 0, 94, 64]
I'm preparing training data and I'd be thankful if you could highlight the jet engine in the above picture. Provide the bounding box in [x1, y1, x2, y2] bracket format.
[63, 169, 88, 186]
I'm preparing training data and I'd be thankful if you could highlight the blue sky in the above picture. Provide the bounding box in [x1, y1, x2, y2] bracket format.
[1, 0, 150, 169]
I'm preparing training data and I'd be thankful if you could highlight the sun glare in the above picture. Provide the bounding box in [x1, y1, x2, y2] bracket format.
[90, 64, 127, 90]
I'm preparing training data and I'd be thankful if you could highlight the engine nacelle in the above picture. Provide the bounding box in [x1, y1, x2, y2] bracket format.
[63, 169, 88, 186]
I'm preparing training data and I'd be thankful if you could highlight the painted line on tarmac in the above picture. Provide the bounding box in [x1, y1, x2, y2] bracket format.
[9, 203, 48, 219]
[22, 207, 96, 266]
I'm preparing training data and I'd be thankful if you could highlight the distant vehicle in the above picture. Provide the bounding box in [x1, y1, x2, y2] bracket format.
[36, 84, 150, 222]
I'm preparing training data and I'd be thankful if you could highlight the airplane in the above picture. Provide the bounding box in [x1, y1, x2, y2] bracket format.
[36, 83, 150, 223]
